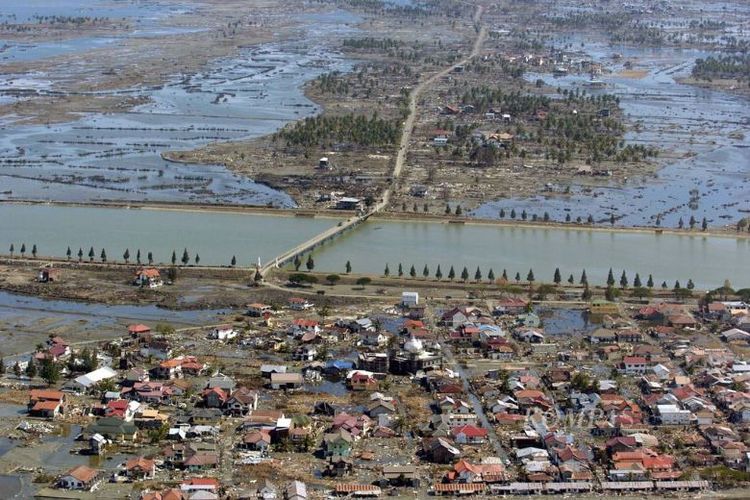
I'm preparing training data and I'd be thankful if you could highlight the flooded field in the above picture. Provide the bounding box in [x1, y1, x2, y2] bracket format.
[0, 289, 230, 354]
[0, 6, 358, 205]
[473, 41, 750, 228]
[0, 0, 196, 63]
[0, 43, 351, 204]
[534, 306, 595, 337]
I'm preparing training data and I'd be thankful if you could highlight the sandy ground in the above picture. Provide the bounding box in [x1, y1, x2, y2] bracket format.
[616, 69, 650, 79]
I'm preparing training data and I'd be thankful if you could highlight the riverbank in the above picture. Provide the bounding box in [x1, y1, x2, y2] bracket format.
[1, 199, 746, 239]
[0, 257, 704, 312]
[0, 199, 345, 220]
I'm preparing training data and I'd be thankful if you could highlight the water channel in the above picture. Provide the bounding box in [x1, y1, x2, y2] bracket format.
[0, 204, 341, 266]
[307, 218, 750, 290]
[1, 204, 747, 289]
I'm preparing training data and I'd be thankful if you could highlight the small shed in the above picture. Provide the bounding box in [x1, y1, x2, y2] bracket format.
[401, 292, 419, 307]
[38, 268, 62, 283]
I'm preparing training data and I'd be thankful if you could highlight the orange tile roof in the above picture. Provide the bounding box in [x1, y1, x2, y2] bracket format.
[128, 324, 151, 334]
[335, 484, 381, 493]
[136, 268, 161, 278]
[65, 465, 98, 483]
[181, 477, 220, 488]
[29, 389, 64, 402]
[434, 483, 486, 492]
[32, 400, 61, 412]
[125, 457, 155, 471]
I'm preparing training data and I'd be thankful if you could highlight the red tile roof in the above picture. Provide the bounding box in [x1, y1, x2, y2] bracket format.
[181, 477, 220, 489]
[64, 465, 98, 483]
[128, 324, 151, 334]
[32, 400, 61, 412]
[434, 483, 485, 493]
[335, 484, 381, 493]
[125, 457, 155, 471]
[136, 268, 160, 278]
[624, 356, 647, 364]
[29, 389, 64, 402]
[451, 425, 488, 438]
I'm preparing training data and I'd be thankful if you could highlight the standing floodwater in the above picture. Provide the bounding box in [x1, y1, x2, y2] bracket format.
[0, 7, 358, 205]
[473, 40, 750, 228]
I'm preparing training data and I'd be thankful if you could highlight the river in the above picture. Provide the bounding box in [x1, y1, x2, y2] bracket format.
[0, 204, 341, 266]
[2, 204, 747, 289]
[306, 219, 750, 290]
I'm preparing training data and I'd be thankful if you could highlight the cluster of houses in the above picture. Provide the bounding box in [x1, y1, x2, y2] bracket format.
[11, 292, 750, 498]
[418, 298, 750, 494]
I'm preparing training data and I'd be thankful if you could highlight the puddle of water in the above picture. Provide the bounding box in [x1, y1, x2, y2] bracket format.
[0, 474, 22, 498]
[306, 380, 348, 397]
[0, 290, 227, 325]
[0, 403, 26, 418]
[534, 307, 595, 336]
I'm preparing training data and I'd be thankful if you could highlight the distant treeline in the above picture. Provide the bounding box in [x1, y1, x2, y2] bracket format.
[692, 54, 750, 81]
[343, 37, 403, 50]
[31, 15, 114, 25]
[310, 0, 466, 19]
[546, 12, 667, 46]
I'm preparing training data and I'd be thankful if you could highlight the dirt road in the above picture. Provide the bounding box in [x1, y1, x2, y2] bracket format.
[380, 5, 487, 210]
[262, 4, 488, 274]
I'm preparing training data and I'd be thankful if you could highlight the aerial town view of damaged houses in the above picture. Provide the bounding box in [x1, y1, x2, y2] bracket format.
[1, 0, 750, 498]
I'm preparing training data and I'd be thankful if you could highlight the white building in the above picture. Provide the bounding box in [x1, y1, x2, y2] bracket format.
[401, 291, 419, 307]
[68, 366, 118, 392]
[57, 465, 99, 490]
[623, 356, 648, 375]
[515, 328, 544, 343]
[247, 303, 272, 317]
[209, 325, 238, 341]
[657, 404, 693, 425]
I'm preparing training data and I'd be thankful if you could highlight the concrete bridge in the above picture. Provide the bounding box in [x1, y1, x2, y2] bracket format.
[259, 210, 372, 274]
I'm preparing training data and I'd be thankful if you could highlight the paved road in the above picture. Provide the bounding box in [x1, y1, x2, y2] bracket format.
[422, 299, 509, 461]
[440, 331, 509, 462]
[261, 5, 487, 276]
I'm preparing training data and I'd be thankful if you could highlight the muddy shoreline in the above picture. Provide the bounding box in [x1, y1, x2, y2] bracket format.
[677, 76, 750, 98]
